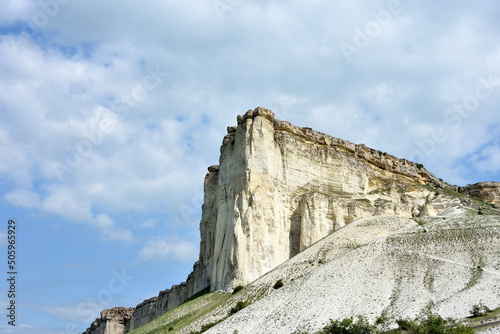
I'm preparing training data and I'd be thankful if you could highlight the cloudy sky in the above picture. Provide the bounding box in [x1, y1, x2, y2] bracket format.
[0, 0, 499, 332]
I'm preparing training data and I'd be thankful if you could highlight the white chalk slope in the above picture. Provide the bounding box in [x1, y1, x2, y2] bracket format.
[206, 214, 500, 334]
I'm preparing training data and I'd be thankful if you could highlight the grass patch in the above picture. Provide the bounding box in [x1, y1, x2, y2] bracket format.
[229, 301, 249, 315]
[128, 291, 231, 334]
[189, 321, 219, 334]
[182, 286, 211, 304]
[413, 218, 425, 226]
[232, 286, 245, 294]
[442, 187, 466, 199]
[418, 184, 437, 192]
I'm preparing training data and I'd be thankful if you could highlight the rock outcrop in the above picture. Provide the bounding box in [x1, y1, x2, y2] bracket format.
[197, 107, 446, 292]
[84, 307, 134, 334]
[459, 182, 500, 205]
[83, 107, 500, 333]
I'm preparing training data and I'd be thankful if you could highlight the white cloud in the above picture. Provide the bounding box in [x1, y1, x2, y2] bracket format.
[94, 214, 133, 242]
[0, 0, 34, 24]
[139, 236, 198, 262]
[41, 186, 93, 222]
[3, 188, 133, 241]
[474, 144, 500, 173]
[3, 189, 41, 209]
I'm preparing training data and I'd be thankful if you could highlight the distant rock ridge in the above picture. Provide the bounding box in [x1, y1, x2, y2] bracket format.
[84, 307, 134, 334]
[458, 181, 500, 205]
[84, 107, 500, 333]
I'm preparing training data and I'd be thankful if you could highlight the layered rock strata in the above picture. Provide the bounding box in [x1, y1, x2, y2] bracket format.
[85, 107, 500, 333]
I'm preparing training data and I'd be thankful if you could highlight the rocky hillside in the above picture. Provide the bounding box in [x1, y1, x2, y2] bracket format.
[207, 214, 500, 334]
[83, 107, 500, 334]
[122, 212, 500, 334]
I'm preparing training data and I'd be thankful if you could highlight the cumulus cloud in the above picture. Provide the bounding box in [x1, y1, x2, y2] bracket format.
[139, 236, 198, 262]
[473, 144, 500, 173]
[92, 214, 133, 242]
[3, 189, 41, 208]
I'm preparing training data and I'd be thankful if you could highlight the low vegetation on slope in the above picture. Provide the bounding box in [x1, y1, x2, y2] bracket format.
[318, 313, 474, 333]
[127, 291, 231, 334]
[205, 215, 500, 334]
[317, 305, 500, 333]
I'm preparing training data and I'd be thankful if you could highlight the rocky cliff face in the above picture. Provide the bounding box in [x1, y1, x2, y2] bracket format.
[84, 107, 500, 333]
[127, 266, 201, 330]
[459, 182, 500, 205]
[197, 107, 446, 292]
[84, 307, 134, 334]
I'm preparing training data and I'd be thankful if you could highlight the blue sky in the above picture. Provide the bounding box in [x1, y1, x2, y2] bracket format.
[0, 1, 499, 333]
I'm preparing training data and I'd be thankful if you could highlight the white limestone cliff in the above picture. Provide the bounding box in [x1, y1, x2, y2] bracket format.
[197, 107, 445, 292]
[86, 107, 500, 333]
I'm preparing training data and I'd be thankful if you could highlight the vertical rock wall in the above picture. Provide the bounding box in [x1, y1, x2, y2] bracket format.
[197, 107, 442, 291]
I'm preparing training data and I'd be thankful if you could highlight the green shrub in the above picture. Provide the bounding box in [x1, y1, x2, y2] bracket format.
[317, 313, 473, 334]
[229, 301, 249, 315]
[201, 322, 217, 332]
[394, 313, 473, 334]
[395, 318, 415, 331]
[375, 311, 389, 328]
[414, 219, 425, 226]
[273, 279, 284, 289]
[318, 316, 376, 334]
[471, 301, 490, 317]
[190, 321, 220, 334]
[232, 285, 244, 294]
